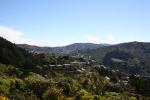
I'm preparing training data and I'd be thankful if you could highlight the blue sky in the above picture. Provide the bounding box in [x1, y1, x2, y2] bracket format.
[0, 0, 150, 46]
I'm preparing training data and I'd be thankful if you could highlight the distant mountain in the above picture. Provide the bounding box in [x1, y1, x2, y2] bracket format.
[18, 43, 110, 54]
[80, 42, 150, 75]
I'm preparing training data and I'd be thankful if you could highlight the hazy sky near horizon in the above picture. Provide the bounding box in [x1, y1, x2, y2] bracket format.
[0, 0, 150, 46]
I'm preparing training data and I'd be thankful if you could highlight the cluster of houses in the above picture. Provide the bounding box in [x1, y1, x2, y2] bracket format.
[43, 60, 88, 70]
[42, 55, 100, 74]
[43, 54, 131, 85]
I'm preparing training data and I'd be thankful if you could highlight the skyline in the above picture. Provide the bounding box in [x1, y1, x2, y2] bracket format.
[0, 0, 150, 46]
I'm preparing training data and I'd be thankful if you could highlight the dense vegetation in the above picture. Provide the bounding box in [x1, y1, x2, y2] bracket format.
[80, 42, 150, 75]
[0, 37, 32, 67]
[0, 37, 150, 100]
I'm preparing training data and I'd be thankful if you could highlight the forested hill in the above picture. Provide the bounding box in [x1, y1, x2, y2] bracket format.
[80, 42, 150, 75]
[0, 37, 34, 67]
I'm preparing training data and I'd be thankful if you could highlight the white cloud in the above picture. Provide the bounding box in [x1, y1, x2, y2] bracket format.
[0, 26, 38, 45]
[107, 35, 115, 41]
[82, 34, 99, 43]
[106, 35, 116, 44]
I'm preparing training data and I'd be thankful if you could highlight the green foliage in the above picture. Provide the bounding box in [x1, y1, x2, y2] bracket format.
[56, 78, 81, 97]
[130, 75, 150, 95]
[81, 42, 150, 75]
[24, 73, 50, 99]
[0, 37, 31, 66]
[0, 75, 25, 96]
[36, 53, 56, 65]
[42, 87, 63, 100]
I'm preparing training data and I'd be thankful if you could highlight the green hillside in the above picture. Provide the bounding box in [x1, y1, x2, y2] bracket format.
[0, 37, 32, 66]
[80, 42, 150, 75]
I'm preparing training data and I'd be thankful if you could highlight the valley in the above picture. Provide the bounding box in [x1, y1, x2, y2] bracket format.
[0, 37, 150, 100]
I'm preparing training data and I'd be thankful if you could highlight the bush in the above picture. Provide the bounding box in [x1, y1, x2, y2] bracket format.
[42, 87, 63, 100]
